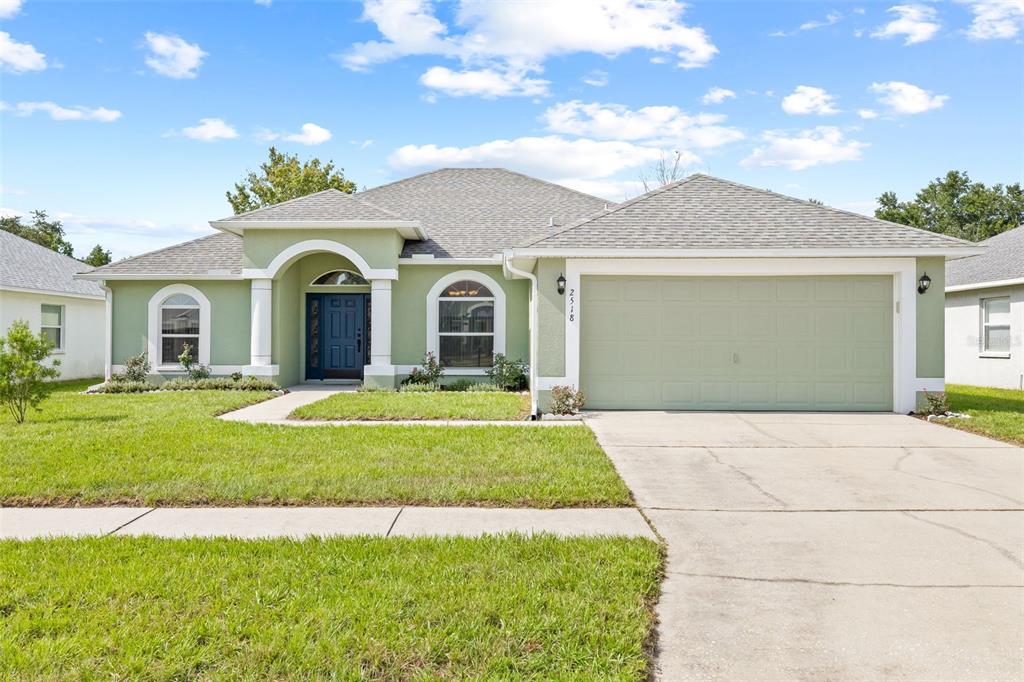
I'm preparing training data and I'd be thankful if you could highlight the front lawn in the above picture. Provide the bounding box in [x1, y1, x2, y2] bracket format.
[1, 381, 630, 507]
[1, 535, 662, 679]
[945, 384, 1024, 446]
[291, 389, 531, 421]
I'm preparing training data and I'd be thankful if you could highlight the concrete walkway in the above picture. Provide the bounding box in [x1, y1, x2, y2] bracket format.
[585, 411, 1024, 682]
[1, 507, 655, 540]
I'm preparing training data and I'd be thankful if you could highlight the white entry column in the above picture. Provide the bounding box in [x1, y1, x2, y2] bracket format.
[370, 279, 392, 367]
[250, 278, 273, 367]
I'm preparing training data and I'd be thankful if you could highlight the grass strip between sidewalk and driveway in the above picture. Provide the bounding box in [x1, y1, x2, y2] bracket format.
[290, 390, 532, 421]
[1, 535, 663, 680]
[2, 380, 630, 507]
[944, 384, 1024, 446]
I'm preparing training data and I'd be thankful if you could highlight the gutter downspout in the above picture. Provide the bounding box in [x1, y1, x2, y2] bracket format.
[100, 281, 112, 381]
[502, 251, 539, 417]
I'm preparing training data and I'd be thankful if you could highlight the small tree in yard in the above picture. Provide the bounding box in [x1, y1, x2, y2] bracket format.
[178, 343, 210, 380]
[0, 320, 61, 424]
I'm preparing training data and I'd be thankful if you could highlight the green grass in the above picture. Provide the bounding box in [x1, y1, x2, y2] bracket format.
[0, 535, 662, 680]
[292, 390, 531, 421]
[945, 384, 1024, 446]
[1, 380, 630, 507]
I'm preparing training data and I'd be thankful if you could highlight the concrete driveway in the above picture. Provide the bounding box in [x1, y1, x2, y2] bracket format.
[585, 411, 1024, 682]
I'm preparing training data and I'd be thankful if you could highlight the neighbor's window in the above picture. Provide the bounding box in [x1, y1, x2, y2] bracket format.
[160, 293, 200, 365]
[40, 304, 64, 351]
[981, 296, 1010, 355]
[311, 270, 368, 286]
[438, 280, 494, 367]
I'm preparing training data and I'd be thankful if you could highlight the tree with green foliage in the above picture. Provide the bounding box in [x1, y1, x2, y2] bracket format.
[83, 244, 112, 267]
[0, 320, 61, 424]
[876, 171, 1024, 242]
[226, 147, 358, 214]
[0, 210, 75, 256]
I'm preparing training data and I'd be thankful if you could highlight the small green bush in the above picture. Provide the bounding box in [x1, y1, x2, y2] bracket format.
[96, 381, 155, 394]
[177, 343, 210, 380]
[0, 320, 62, 423]
[549, 385, 586, 415]
[403, 352, 444, 386]
[444, 378, 475, 392]
[923, 391, 950, 416]
[399, 383, 437, 393]
[466, 383, 504, 393]
[116, 352, 151, 383]
[162, 377, 280, 392]
[486, 354, 529, 391]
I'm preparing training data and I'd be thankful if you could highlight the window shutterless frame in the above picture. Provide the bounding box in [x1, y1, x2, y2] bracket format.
[980, 296, 1011, 357]
[437, 293, 495, 367]
[40, 303, 64, 351]
[159, 296, 201, 365]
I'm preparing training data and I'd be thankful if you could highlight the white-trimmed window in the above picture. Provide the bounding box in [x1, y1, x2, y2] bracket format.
[426, 271, 506, 371]
[40, 304, 64, 351]
[159, 294, 200, 365]
[981, 296, 1010, 355]
[311, 269, 368, 286]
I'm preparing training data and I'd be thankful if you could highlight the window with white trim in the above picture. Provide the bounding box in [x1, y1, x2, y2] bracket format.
[438, 280, 494, 367]
[40, 304, 64, 351]
[160, 293, 200, 365]
[981, 296, 1010, 355]
[311, 270, 368, 286]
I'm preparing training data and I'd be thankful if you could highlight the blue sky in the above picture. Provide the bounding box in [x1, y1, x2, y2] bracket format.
[1, 0, 1022, 259]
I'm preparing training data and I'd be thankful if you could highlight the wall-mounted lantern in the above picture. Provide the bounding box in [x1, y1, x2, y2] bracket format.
[557, 273, 566, 295]
[917, 272, 932, 295]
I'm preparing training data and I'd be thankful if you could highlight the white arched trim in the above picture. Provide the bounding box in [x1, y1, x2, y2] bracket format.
[309, 269, 370, 287]
[242, 239, 398, 280]
[147, 283, 212, 369]
[426, 270, 506, 369]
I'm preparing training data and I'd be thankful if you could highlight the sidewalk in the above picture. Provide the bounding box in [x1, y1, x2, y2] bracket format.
[1, 507, 656, 540]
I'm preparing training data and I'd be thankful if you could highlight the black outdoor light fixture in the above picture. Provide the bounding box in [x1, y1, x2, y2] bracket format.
[917, 272, 932, 295]
[557, 273, 566, 295]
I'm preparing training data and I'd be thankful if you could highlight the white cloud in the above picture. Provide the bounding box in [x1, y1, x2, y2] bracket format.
[283, 122, 332, 145]
[871, 4, 941, 44]
[772, 10, 843, 36]
[0, 0, 23, 19]
[0, 186, 28, 196]
[350, 138, 375, 149]
[962, 0, 1024, 39]
[870, 81, 948, 113]
[582, 69, 609, 87]
[857, 108, 879, 119]
[388, 135, 673, 180]
[254, 0, 272, 5]
[143, 32, 207, 79]
[741, 126, 867, 170]
[341, 0, 717, 97]
[542, 100, 744, 149]
[701, 87, 736, 105]
[420, 65, 549, 97]
[180, 118, 238, 141]
[2, 101, 121, 122]
[0, 31, 46, 73]
[781, 85, 839, 115]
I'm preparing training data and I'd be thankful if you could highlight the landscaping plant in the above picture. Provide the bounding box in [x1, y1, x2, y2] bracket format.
[404, 351, 444, 386]
[114, 351, 151, 383]
[177, 343, 210, 380]
[549, 385, 586, 416]
[0, 320, 61, 423]
[444, 378, 474, 392]
[486, 353, 528, 391]
[923, 390, 951, 416]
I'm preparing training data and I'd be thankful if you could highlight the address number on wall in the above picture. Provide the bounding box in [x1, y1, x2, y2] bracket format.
[568, 288, 576, 322]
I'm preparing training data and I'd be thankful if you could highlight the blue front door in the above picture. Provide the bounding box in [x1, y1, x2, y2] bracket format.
[306, 294, 367, 380]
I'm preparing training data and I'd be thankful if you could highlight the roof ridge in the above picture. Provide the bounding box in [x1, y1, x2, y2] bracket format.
[357, 167, 452, 195]
[521, 174, 702, 247]
[214, 188, 353, 222]
[697, 174, 978, 247]
[344, 193, 412, 220]
[84, 231, 232, 275]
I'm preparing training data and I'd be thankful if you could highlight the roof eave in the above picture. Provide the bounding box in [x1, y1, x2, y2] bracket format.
[509, 246, 988, 259]
[75, 272, 243, 281]
[209, 220, 427, 240]
[945, 276, 1024, 293]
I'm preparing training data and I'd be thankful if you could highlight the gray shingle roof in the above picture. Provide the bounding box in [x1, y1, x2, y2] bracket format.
[523, 174, 979, 251]
[82, 232, 243, 277]
[0, 230, 105, 297]
[357, 168, 610, 257]
[215, 189, 407, 222]
[946, 225, 1023, 287]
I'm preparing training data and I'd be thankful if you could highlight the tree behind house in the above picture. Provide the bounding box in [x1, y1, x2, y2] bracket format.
[83, 244, 112, 267]
[875, 170, 1024, 242]
[226, 146, 358, 214]
[0, 210, 75, 256]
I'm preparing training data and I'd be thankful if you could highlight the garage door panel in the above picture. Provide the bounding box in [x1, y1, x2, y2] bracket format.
[580, 275, 893, 411]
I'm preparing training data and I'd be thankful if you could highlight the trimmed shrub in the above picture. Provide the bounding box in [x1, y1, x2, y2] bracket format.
[161, 377, 280, 391]
[120, 352, 151, 383]
[95, 381, 155, 394]
[923, 391, 950, 416]
[403, 352, 444, 386]
[549, 385, 586, 415]
[443, 378, 475, 392]
[357, 385, 396, 393]
[485, 354, 528, 391]
[399, 383, 437, 393]
[465, 382, 503, 393]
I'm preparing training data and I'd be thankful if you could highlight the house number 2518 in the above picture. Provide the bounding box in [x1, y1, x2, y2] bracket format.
[568, 288, 576, 322]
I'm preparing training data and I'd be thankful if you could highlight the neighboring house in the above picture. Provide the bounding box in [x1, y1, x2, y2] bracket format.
[77, 169, 981, 413]
[945, 226, 1022, 390]
[1, 230, 106, 379]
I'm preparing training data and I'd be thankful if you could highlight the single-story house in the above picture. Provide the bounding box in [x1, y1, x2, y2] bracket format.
[78, 169, 982, 413]
[1, 230, 107, 379]
[945, 225, 1022, 390]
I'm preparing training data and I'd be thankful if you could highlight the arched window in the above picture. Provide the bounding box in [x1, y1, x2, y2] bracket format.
[438, 280, 495, 368]
[159, 293, 200, 365]
[311, 270, 368, 286]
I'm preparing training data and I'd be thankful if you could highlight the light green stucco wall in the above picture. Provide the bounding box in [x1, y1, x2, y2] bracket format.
[109, 280, 251, 368]
[273, 264, 301, 387]
[391, 264, 530, 367]
[243, 229, 403, 271]
[535, 258, 566, 377]
[916, 256, 945, 379]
